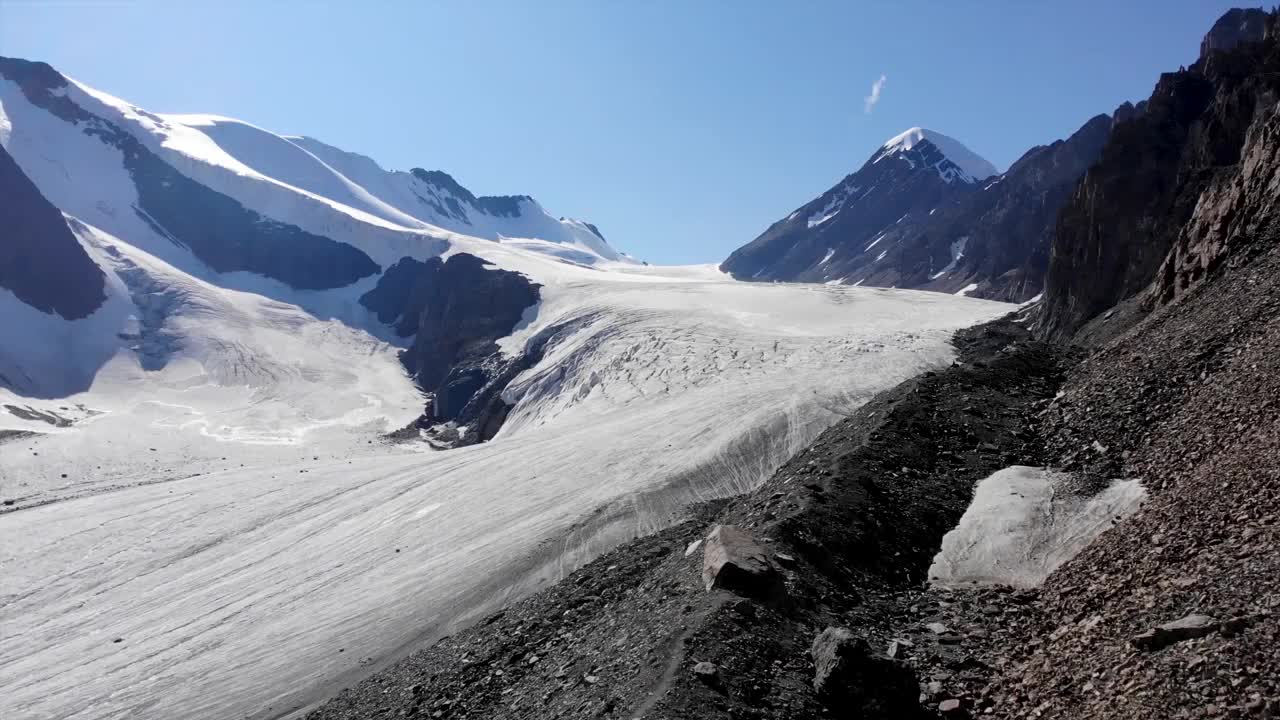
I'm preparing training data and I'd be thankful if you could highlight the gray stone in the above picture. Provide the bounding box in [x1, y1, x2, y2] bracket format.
[701, 525, 787, 603]
[692, 661, 719, 685]
[811, 627, 863, 696]
[809, 626, 925, 713]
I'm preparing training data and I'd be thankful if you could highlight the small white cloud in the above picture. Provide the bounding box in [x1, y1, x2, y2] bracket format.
[864, 74, 887, 114]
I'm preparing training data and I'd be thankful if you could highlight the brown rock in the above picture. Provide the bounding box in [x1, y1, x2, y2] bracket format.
[701, 525, 787, 603]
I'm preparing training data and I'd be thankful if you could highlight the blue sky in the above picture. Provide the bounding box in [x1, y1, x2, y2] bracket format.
[0, 1, 1248, 263]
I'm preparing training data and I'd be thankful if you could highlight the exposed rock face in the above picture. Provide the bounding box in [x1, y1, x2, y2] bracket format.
[1151, 93, 1280, 307]
[0, 56, 381, 291]
[362, 252, 540, 441]
[700, 524, 787, 603]
[401, 254, 539, 418]
[721, 118, 1113, 302]
[0, 143, 105, 319]
[913, 113, 1113, 301]
[1200, 7, 1269, 59]
[405, 169, 532, 222]
[357, 256, 433, 334]
[1036, 10, 1280, 340]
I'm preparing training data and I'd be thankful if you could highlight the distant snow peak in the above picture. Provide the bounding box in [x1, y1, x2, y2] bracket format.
[876, 127, 998, 184]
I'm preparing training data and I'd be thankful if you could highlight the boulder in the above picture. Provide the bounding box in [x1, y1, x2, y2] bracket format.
[691, 661, 720, 688]
[700, 525, 787, 603]
[809, 627, 922, 715]
[811, 627, 866, 696]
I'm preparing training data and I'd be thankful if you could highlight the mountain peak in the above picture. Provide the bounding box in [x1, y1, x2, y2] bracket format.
[876, 127, 999, 184]
[1199, 8, 1270, 59]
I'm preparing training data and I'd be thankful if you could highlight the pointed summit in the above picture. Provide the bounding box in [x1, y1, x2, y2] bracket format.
[874, 128, 999, 184]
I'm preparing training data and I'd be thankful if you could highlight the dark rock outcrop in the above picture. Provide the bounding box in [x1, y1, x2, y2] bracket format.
[407, 169, 481, 223]
[0, 56, 381, 291]
[366, 253, 541, 442]
[1150, 85, 1280, 307]
[581, 221, 607, 242]
[357, 256, 433, 333]
[406, 169, 533, 220]
[400, 254, 539, 413]
[1035, 10, 1279, 339]
[913, 113, 1114, 301]
[1200, 7, 1269, 59]
[0, 143, 105, 319]
[473, 194, 530, 218]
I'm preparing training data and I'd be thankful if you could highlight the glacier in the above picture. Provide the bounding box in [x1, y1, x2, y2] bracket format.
[0, 61, 1013, 720]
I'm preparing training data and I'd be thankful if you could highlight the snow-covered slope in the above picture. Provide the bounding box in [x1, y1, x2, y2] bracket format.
[0, 57, 1015, 720]
[875, 127, 999, 184]
[286, 135, 624, 263]
[0, 56, 623, 306]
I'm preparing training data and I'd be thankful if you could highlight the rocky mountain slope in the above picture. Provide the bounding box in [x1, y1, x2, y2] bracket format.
[721, 115, 1120, 302]
[1036, 5, 1275, 340]
[309, 8, 1280, 720]
[0, 143, 104, 321]
[720, 128, 996, 288]
[909, 114, 1114, 301]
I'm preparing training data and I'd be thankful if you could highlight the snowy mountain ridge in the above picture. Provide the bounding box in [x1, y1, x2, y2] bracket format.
[874, 127, 1000, 184]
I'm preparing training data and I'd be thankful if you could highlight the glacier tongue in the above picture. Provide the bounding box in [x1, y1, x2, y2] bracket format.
[0, 251, 1009, 720]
